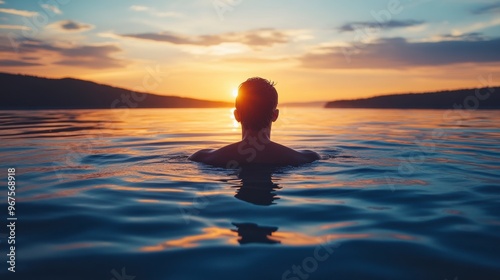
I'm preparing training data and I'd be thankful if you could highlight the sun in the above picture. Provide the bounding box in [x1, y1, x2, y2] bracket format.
[232, 88, 238, 98]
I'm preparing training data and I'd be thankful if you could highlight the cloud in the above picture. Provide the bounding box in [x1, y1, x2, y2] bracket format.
[472, 3, 500, 14]
[338, 20, 424, 32]
[151, 11, 182, 18]
[0, 38, 126, 69]
[41, 4, 62, 15]
[439, 32, 487, 41]
[0, 24, 30, 30]
[129, 5, 182, 18]
[448, 18, 500, 38]
[118, 28, 289, 47]
[130, 5, 149, 11]
[0, 8, 37, 17]
[300, 37, 500, 69]
[222, 56, 290, 64]
[0, 59, 42, 67]
[49, 20, 93, 32]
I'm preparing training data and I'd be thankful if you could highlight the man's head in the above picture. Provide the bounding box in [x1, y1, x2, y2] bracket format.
[234, 77, 279, 131]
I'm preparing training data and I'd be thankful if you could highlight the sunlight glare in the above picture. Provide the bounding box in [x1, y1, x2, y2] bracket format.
[230, 108, 240, 129]
[232, 88, 238, 98]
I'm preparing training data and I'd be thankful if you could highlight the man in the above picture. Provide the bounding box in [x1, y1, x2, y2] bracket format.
[189, 77, 320, 167]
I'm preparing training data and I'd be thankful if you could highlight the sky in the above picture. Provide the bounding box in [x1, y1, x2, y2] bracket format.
[0, 0, 499, 103]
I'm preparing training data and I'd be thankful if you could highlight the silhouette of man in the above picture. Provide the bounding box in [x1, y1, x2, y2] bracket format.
[189, 77, 320, 167]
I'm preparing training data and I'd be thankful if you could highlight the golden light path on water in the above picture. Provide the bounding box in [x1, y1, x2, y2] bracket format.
[138, 226, 373, 251]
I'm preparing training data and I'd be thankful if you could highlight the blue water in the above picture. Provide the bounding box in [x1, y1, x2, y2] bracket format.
[0, 108, 499, 280]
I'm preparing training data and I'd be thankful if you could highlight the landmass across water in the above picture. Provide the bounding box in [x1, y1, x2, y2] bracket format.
[325, 87, 500, 109]
[1, 72, 499, 110]
[0, 72, 232, 109]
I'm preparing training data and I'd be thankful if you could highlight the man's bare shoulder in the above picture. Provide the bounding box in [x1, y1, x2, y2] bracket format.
[188, 143, 241, 166]
[188, 149, 214, 162]
[268, 142, 321, 165]
[189, 141, 320, 167]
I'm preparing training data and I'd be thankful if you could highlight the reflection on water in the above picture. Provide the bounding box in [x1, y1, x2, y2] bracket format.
[232, 166, 281, 206]
[231, 223, 280, 245]
[140, 227, 239, 251]
[140, 222, 372, 250]
[139, 165, 376, 250]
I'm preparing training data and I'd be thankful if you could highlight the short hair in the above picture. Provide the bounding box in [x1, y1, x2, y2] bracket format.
[235, 77, 278, 131]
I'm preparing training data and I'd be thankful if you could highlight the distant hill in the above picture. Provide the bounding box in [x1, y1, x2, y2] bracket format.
[0, 73, 232, 109]
[325, 87, 500, 109]
[281, 101, 327, 107]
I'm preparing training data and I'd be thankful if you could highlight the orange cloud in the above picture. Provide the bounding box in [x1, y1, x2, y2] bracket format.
[0, 8, 38, 17]
[0, 38, 126, 69]
[118, 28, 289, 48]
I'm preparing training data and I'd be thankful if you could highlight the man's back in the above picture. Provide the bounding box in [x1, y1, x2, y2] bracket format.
[188, 77, 320, 168]
[189, 141, 320, 167]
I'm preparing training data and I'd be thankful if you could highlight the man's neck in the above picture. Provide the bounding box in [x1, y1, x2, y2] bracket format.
[241, 126, 271, 142]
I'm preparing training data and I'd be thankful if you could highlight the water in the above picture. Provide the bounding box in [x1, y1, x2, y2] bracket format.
[0, 108, 499, 280]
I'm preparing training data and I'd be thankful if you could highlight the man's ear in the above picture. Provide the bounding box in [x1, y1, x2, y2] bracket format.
[272, 109, 279, 122]
[234, 109, 241, 122]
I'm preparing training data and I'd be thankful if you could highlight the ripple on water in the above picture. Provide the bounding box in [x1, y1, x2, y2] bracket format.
[1, 109, 500, 279]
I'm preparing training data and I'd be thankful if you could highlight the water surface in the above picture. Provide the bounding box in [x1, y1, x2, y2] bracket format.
[1, 108, 499, 280]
